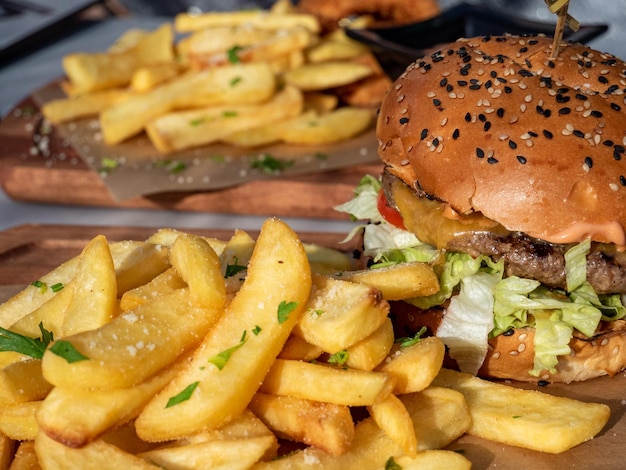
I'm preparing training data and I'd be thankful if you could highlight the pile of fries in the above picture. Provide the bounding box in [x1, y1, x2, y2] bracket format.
[41, 0, 390, 154]
[0, 218, 611, 468]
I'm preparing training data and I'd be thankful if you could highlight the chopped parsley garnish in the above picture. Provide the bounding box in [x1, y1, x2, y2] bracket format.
[189, 118, 205, 127]
[50, 283, 64, 293]
[222, 110, 238, 118]
[327, 350, 349, 366]
[251, 154, 294, 174]
[207, 330, 248, 370]
[31, 280, 64, 293]
[230, 76, 243, 87]
[155, 160, 188, 174]
[100, 157, 119, 174]
[315, 152, 328, 160]
[395, 326, 427, 348]
[385, 457, 402, 470]
[252, 325, 262, 336]
[166, 381, 199, 408]
[224, 258, 246, 278]
[0, 322, 53, 359]
[49, 340, 89, 363]
[277, 301, 298, 324]
[227, 45, 243, 64]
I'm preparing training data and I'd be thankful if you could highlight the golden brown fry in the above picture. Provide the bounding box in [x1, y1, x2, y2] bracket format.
[174, 11, 320, 33]
[41, 89, 131, 124]
[100, 63, 276, 145]
[250, 392, 354, 456]
[63, 23, 174, 94]
[0, 401, 40, 441]
[130, 62, 182, 92]
[283, 62, 374, 91]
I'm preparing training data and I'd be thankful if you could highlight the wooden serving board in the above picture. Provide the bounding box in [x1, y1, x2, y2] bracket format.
[0, 92, 381, 219]
[0, 223, 625, 469]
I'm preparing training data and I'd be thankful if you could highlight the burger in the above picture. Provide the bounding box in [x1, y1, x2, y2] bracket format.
[336, 34, 626, 383]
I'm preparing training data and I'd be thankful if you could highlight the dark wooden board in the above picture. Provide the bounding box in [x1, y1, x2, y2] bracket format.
[0, 91, 381, 219]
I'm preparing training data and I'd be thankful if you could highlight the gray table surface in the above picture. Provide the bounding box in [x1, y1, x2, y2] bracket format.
[1, 0, 625, 234]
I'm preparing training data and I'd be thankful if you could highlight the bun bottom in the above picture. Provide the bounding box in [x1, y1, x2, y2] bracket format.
[389, 301, 626, 383]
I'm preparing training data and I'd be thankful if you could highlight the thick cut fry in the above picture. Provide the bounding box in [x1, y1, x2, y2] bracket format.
[138, 435, 276, 470]
[177, 25, 273, 59]
[100, 62, 276, 145]
[377, 337, 445, 394]
[145, 228, 227, 255]
[303, 91, 338, 113]
[278, 334, 323, 361]
[392, 450, 472, 470]
[135, 218, 312, 441]
[306, 37, 369, 63]
[41, 288, 221, 389]
[283, 62, 374, 91]
[61, 235, 117, 336]
[368, 393, 417, 457]
[130, 62, 181, 92]
[190, 26, 315, 68]
[37, 353, 188, 448]
[63, 23, 174, 94]
[259, 359, 394, 406]
[146, 83, 302, 153]
[433, 368, 611, 453]
[0, 401, 40, 441]
[0, 359, 51, 405]
[119, 267, 186, 312]
[41, 89, 131, 124]
[303, 243, 352, 274]
[108, 241, 170, 294]
[0, 431, 14, 469]
[251, 386, 470, 469]
[9, 440, 39, 470]
[345, 317, 394, 371]
[336, 262, 439, 301]
[34, 432, 156, 470]
[169, 234, 226, 309]
[294, 274, 389, 352]
[174, 11, 320, 33]
[219, 229, 256, 296]
[250, 392, 354, 456]
[277, 107, 373, 145]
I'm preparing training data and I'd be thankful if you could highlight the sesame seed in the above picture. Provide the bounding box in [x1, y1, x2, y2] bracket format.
[559, 107, 571, 115]
[488, 156, 498, 164]
[496, 107, 505, 118]
[573, 129, 585, 138]
[543, 130, 553, 139]
[452, 128, 460, 139]
[610, 183, 619, 191]
[420, 128, 428, 140]
[584, 156, 594, 168]
[476, 147, 485, 158]
[427, 91, 436, 98]
[464, 112, 471, 122]
[517, 155, 527, 164]
[484, 121, 491, 131]
[399, 117, 409, 125]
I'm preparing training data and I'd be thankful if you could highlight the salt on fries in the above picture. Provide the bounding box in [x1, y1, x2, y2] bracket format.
[42, 1, 387, 154]
[0, 218, 611, 468]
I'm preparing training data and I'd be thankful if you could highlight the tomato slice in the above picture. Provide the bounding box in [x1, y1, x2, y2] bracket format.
[377, 189, 406, 230]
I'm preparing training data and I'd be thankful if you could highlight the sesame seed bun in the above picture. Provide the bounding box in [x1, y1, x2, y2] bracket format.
[377, 34, 626, 246]
[377, 35, 626, 383]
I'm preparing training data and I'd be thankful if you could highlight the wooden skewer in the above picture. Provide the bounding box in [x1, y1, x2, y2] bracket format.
[550, 0, 569, 59]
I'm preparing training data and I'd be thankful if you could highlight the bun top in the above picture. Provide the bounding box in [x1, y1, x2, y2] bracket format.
[377, 35, 626, 246]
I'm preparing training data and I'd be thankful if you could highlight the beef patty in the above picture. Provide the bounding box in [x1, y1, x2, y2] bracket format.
[447, 231, 626, 295]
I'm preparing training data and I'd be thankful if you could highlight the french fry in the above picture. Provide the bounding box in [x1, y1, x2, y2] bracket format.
[294, 274, 389, 353]
[0, 359, 51, 405]
[305, 34, 369, 63]
[392, 450, 472, 470]
[63, 23, 174, 94]
[377, 337, 446, 394]
[345, 317, 394, 371]
[100, 62, 276, 145]
[135, 218, 312, 441]
[0, 401, 40, 441]
[41, 89, 131, 124]
[41, 288, 222, 389]
[277, 107, 374, 145]
[36, 352, 189, 448]
[130, 62, 182, 92]
[174, 11, 320, 33]
[177, 25, 274, 59]
[303, 243, 353, 274]
[146, 83, 303, 153]
[61, 235, 117, 336]
[433, 368, 611, 453]
[259, 359, 394, 406]
[250, 392, 354, 456]
[138, 435, 277, 470]
[9, 440, 38, 470]
[119, 267, 186, 312]
[168, 233, 226, 309]
[145, 228, 227, 255]
[303, 91, 339, 113]
[107, 240, 171, 294]
[368, 393, 417, 457]
[34, 431, 156, 470]
[220, 110, 315, 148]
[335, 261, 439, 301]
[251, 386, 470, 469]
[283, 62, 374, 91]
[219, 229, 256, 296]
[278, 334, 323, 361]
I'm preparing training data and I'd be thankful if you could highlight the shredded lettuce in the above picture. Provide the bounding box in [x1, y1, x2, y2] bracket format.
[335, 174, 626, 378]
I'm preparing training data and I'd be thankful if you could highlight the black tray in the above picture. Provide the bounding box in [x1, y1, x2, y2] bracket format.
[346, 2, 609, 78]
